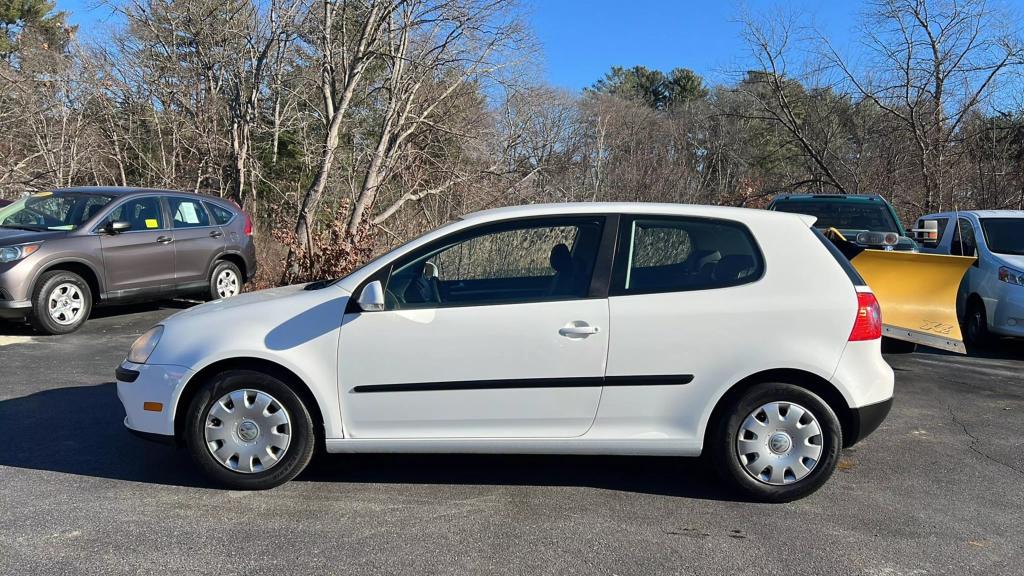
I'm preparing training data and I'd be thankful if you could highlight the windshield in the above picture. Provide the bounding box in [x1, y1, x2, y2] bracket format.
[771, 199, 900, 233]
[0, 192, 115, 232]
[981, 218, 1024, 256]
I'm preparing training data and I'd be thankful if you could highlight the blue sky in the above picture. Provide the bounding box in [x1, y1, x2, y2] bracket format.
[58, 0, 861, 90]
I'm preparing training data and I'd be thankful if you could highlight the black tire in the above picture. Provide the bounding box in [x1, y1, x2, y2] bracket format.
[881, 337, 917, 354]
[185, 369, 315, 490]
[206, 260, 243, 301]
[29, 270, 93, 335]
[963, 298, 990, 351]
[710, 382, 843, 503]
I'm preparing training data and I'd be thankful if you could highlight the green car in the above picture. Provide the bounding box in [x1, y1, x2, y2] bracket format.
[767, 194, 917, 252]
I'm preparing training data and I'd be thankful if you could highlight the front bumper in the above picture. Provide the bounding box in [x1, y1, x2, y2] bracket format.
[0, 297, 31, 319]
[988, 289, 1024, 338]
[116, 360, 194, 438]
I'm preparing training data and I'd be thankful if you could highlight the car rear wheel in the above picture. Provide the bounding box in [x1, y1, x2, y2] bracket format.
[710, 382, 842, 502]
[185, 370, 315, 489]
[29, 270, 93, 335]
[208, 260, 242, 301]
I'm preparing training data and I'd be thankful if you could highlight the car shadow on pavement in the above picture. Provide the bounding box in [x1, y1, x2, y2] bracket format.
[0, 382, 207, 487]
[299, 452, 740, 501]
[0, 382, 739, 500]
[919, 337, 1024, 362]
[0, 300, 198, 336]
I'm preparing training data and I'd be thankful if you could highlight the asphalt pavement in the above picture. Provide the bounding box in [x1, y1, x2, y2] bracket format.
[1, 303, 1022, 576]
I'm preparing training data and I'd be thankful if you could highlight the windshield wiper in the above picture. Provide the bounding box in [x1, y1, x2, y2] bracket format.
[0, 224, 46, 232]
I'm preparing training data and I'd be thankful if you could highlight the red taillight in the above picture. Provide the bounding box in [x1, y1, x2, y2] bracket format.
[849, 291, 882, 341]
[243, 212, 253, 236]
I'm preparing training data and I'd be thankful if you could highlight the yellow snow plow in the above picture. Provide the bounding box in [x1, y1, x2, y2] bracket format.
[824, 229, 976, 353]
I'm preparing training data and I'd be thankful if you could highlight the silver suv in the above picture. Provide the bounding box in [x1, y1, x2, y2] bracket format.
[0, 187, 257, 334]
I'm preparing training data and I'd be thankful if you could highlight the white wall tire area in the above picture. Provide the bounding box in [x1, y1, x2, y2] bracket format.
[208, 260, 243, 301]
[30, 270, 93, 335]
[710, 383, 842, 503]
[185, 370, 315, 490]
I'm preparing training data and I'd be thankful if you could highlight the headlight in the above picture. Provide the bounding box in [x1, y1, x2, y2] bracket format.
[998, 266, 1024, 287]
[128, 326, 164, 364]
[0, 242, 42, 263]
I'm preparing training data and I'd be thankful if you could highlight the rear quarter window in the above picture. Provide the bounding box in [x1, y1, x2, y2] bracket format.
[812, 227, 865, 286]
[206, 202, 236, 225]
[611, 216, 764, 295]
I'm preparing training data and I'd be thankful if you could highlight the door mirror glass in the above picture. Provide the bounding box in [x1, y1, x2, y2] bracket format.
[357, 280, 386, 312]
[106, 220, 131, 234]
[913, 219, 941, 247]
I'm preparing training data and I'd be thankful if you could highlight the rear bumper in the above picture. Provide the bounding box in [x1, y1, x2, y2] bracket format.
[845, 397, 893, 447]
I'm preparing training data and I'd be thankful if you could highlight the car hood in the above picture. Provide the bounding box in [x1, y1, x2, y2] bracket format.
[995, 254, 1024, 269]
[167, 282, 348, 321]
[0, 228, 67, 246]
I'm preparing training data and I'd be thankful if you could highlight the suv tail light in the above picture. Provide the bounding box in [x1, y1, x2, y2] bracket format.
[849, 291, 882, 341]
[243, 211, 253, 236]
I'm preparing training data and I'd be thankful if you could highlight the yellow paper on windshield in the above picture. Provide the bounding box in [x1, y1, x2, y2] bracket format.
[33, 191, 53, 197]
[145, 219, 159, 229]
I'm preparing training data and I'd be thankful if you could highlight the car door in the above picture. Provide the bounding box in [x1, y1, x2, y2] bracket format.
[165, 196, 226, 290]
[337, 216, 611, 439]
[601, 215, 774, 440]
[97, 195, 175, 298]
[950, 217, 981, 315]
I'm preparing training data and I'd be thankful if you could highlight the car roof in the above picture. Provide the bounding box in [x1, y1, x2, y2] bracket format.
[461, 201, 816, 226]
[770, 193, 886, 203]
[53, 186, 227, 202]
[919, 210, 1024, 219]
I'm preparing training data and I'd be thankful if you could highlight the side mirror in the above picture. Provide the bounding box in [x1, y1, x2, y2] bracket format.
[912, 220, 940, 247]
[105, 220, 131, 234]
[357, 280, 386, 312]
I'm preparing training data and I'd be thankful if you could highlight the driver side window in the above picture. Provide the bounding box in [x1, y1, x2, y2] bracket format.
[383, 217, 604, 310]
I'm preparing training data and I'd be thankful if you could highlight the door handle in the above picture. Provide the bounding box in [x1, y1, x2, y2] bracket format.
[559, 323, 600, 338]
[209, 230, 224, 238]
[156, 236, 173, 244]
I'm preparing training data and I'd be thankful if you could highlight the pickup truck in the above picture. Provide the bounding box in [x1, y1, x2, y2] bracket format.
[768, 194, 917, 251]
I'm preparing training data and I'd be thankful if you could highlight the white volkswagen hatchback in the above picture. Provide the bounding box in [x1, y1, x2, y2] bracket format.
[117, 203, 894, 501]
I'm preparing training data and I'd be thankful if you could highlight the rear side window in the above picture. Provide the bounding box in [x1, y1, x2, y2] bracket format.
[612, 216, 764, 295]
[812, 227, 865, 286]
[167, 197, 211, 228]
[206, 202, 235, 225]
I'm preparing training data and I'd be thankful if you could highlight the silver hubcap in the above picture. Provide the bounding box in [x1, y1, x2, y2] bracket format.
[736, 401, 824, 486]
[216, 269, 239, 298]
[204, 389, 291, 474]
[48, 283, 85, 325]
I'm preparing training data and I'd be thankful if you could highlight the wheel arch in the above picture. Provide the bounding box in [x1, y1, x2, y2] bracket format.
[702, 368, 856, 449]
[212, 252, 248, 282]
[173, 357, 326, 448]
[33, 259, 104, 302]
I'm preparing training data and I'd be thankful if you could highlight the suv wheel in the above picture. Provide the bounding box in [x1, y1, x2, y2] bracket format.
[30, 270, 93, 335]
[208, 260, 242, 301]
[185, 369, 315, 490]
[710, 382, 842, 502]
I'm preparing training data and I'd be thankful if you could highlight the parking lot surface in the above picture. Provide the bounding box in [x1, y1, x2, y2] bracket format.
[1, 304, 1022, 576]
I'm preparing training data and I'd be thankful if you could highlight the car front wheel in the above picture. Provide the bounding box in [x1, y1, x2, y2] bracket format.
[185, 370, 315, 489]
[30, 269, 93, 335]
[710, 382, 842, 502]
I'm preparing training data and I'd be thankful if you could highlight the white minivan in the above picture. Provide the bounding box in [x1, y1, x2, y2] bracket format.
[116, 203, 894, 502]
[915, 210, 1024, 346]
